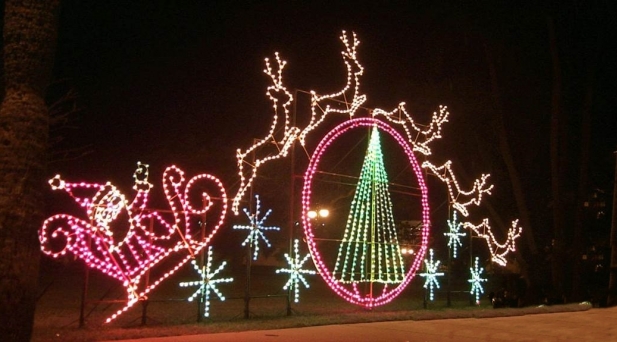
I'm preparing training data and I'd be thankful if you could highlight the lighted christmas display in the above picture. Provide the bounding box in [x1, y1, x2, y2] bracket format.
[372, 104, 449, 157]
[444, 211, 466, 259]
[179, 246, 233, 317]
[333, 126, 406, 285]
[462, 219, 522, 267]
[276, 239, 317, 303]
[468, 257, 487, 304]
[233, 31, 451, 216]
[419, 249, 444, 301]
[39, 30, 526, 322]
[289, 32, 520, 308]
[233, 194, 280, 260]
[297, 31, 366, 146]
[232, 53, 296, 214]
[39, 163, 228, 322]
[302, 117, 430, 308]
[422, 160, 493, 217]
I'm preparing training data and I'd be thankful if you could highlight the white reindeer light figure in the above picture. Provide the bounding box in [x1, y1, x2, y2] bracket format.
[463, 219, 522, 266]
[232, 30, 522, 267]
[298, 31, 366, 145]
[233, 31, 367, 214]
[373, 103, 449, 156]
[422, 160, 494, 217]
[233, 52, 297, 214]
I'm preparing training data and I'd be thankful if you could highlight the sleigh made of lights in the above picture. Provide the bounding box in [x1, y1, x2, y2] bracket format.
[39, 163, 227, 322]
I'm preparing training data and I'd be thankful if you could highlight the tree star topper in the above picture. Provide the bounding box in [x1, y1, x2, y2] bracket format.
[276, 239, 317, 303]
[233, 194, 280, 260]
[179, 246, 233, 317]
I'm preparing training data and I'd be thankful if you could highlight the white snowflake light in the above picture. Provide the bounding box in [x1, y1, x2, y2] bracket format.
[276, 239, 317, 303]
[179, 246, 233, 318]
[419, 249, 444, 301]
[444, 211, 466, 259]
[233, 194, 280, 260]
[468, 257, 487, 305]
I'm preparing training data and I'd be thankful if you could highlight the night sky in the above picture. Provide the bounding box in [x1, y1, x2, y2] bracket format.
[47, 1, 616, 250]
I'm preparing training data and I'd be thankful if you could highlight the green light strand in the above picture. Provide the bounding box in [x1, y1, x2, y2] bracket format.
[334, 126, 405, 284]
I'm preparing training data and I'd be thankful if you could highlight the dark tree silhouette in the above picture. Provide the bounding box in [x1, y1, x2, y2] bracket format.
[0, 1, 60, 340]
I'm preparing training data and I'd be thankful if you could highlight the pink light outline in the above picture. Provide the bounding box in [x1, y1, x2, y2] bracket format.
[301, 117, 430, 308]
[39, 164, 228, 323]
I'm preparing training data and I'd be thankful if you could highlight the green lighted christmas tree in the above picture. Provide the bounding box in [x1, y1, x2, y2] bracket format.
[333, 126, 405, 284]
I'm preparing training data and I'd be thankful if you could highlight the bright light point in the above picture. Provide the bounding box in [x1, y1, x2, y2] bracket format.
[401, 248, 414, 255]
[308, 209, 329, 220]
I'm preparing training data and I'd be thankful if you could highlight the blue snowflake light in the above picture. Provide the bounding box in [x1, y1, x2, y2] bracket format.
[179, 246, 233, 317]
[468, 256, 487, 305]
[419, 249, 445, 301]
[276, 239, 316, 303]
[233, 194, 280, 260]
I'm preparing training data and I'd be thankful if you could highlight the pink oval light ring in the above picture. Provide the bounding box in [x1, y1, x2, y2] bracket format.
[301, 117, 430, 308]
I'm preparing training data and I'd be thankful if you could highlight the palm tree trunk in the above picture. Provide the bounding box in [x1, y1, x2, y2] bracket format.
[0, 1, 60, 340]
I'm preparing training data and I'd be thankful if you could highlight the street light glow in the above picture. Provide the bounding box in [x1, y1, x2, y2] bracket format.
[307, 209, 329, 220]
[401, 248, 414, 255]
[318, 209, 329, 218]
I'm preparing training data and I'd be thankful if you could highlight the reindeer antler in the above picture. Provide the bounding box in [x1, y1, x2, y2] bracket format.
[264, 52, 297, 146]
[233, 31, 371, 214]
[298, 30, 367, 145]
[462, 219, 522, 266]
[422, 160, 493, 217]
[233, 52, 297, 214]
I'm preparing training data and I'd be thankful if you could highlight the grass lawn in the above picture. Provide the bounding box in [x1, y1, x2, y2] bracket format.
[32, 259, 591, 341]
